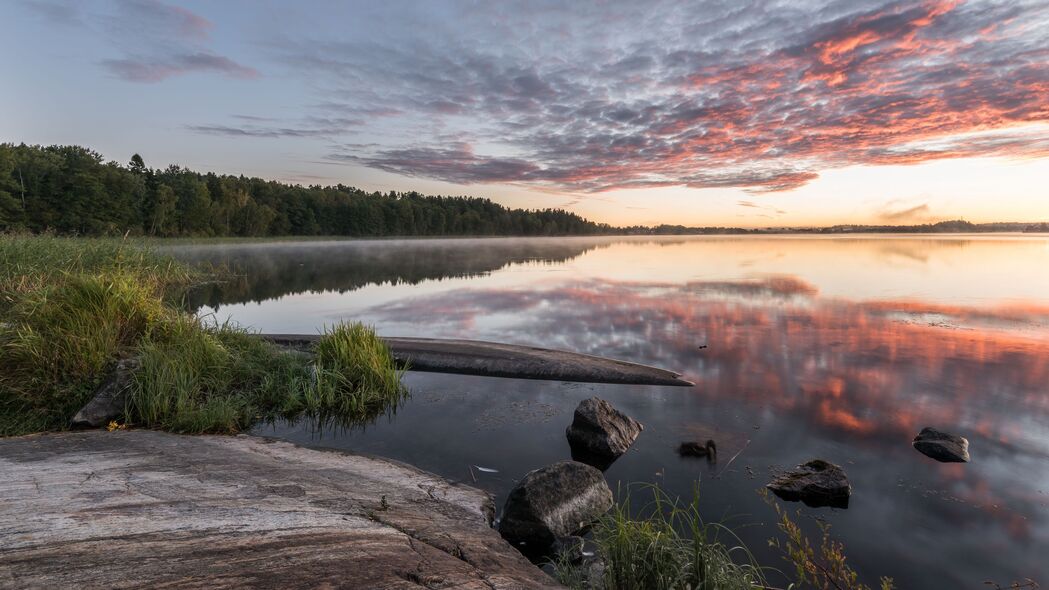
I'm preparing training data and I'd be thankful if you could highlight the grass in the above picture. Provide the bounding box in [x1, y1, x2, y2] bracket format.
[765, 492, 894, 590]
[553, 484, 772, 590]
[551, 485, 901, 590]
[0, 233, 408, 436]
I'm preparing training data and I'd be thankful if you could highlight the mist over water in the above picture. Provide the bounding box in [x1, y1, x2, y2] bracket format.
[169, 235, 1049, 588]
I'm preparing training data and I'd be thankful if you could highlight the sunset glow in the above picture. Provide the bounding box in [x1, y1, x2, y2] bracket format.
[3, 0, 1047, 226]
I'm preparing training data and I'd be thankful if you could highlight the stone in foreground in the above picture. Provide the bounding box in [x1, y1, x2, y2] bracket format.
[565, 397, 643, 469]
[767, 459, 851, 508]
[499, 460, 613, 551]
[913, 427, 970, 463]
[0, 431, 557, 589]
[70, 357, 139, 427]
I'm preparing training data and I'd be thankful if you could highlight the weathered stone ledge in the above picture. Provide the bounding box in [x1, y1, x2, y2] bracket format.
[0, 431, 559, 589]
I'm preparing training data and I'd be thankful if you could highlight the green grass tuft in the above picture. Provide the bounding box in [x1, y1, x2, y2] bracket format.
[310, 322, 409, 417]
[553, 484, 771, 590]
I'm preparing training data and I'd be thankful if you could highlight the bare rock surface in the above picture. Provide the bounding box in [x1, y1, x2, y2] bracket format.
[566, 398, 643, 469]
[767, 459, 852, 508]
[913, 427, 970, 463]
[70, 357, 139, 428]
[263, 334, 694, 386]
[0, 431, 558, 589]
[498, 461, 613, 551]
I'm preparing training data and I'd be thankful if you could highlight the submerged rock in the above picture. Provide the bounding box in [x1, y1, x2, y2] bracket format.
[767, 459, 851, 508]
[913, 427, 970, 463]
[565, 397, 643, 469]
[499, 460, 613, 550]
[71, 357, 140, 428]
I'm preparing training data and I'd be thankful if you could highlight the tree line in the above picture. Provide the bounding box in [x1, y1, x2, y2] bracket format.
[0, 143, 614, 237]
[3, 143, 1043, 237]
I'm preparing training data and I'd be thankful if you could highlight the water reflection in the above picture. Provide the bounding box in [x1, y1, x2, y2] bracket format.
[169, 237, 628, 308]
[357, 276, 1049, 513]
[169, 236, 1049, 588]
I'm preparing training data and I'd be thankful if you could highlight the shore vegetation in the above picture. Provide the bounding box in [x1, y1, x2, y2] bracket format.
[552, 485, 894, 590]
[0, 234, 407, 436]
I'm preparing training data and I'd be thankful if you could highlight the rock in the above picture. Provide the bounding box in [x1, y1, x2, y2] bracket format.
[70, 357, 140, 428]
[0, 431, 557, 589]
[565, 397, 643, 469]
[767, 459, 851, 508]
[913, 427, 970, 463]
[499, 460, 614, 550]
[551, 535, 587, 564]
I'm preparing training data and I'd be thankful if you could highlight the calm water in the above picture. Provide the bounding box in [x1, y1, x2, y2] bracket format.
[171, 235, 1049, 588]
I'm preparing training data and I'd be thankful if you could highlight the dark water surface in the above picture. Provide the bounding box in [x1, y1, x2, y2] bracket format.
[170, 235, 1049, 588]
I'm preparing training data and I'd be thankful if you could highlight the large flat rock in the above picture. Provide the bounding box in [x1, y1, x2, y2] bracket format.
[0, 431, 558, 589]
[263, 335, 694, 387]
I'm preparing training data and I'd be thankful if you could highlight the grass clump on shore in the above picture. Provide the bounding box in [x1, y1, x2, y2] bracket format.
[0, 234, 407, 436]
[130, 321, 407, 433]
[553, 485, 771, 590]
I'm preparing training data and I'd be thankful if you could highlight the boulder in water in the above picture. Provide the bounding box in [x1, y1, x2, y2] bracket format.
[767, 459, 851, 508]
[498, 460, 613, 550]
[565, 397, 642, 469]
[913, 427, 970, 463]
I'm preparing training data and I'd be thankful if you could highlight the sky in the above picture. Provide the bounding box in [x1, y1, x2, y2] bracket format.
[2, 0, 1048, 227]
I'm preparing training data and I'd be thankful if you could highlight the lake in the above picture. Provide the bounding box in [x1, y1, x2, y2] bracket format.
[170, 235, 1049, 588]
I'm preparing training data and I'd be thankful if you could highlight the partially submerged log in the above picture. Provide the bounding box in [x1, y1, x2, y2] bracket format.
[0, 431, 558, 589]
[264, 334, 694, 387]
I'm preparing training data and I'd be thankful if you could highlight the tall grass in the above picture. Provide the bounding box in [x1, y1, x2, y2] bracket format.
[0, 270, 174, 433]
[127, 320, 406, 433]
[309, 322, 408, 417]
[0, 233, 199, 312]
[1, 234, 408, 436]
[554, 485, 772, 590]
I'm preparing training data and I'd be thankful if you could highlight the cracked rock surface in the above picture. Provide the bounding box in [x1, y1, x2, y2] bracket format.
[0, 431, 558, 589]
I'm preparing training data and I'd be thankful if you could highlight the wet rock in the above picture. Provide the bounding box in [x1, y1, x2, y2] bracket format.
[767, 459, 851, 508]
[71, 357, 140, 428]
[499, 460, 613, 550]
[565, 397, 643, 469]
[913, 427, 970, 463]
[551, 535, 587, 564]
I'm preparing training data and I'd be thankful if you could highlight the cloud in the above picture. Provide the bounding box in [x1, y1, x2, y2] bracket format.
[875, 201, 941, 223]
[186, 116, 359, 138]
[332, 144, 541, 185]
[879, 203, 932, 222]
[103, 52, 258, 83]
[115, 0, 212, 41]
[253, 1, 1049, 192]
[51, 0, 261, 83]
[20, 1, 82, 26]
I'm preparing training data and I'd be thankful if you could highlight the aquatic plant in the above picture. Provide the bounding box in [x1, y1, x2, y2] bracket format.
[553, 484, 772, 590]
[765, 491, 894, 590]
[309, 321, 408, 417]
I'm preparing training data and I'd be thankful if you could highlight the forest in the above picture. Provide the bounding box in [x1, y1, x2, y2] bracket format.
[2, 143, 1043, 237]
[0, 143, 614, 237]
